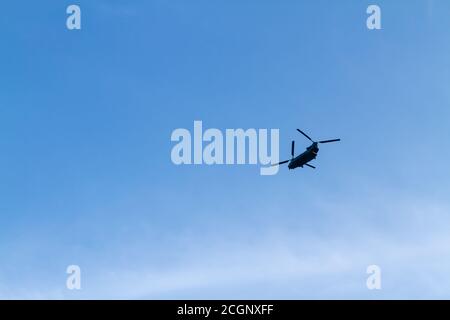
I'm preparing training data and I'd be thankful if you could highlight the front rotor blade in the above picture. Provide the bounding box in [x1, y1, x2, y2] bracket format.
[305, 163, 316, 169]
[319, 139, 341, 144]
[291, 141, 295, 157]
[297, 129, 314, 142]
[271, 160, 290, 167]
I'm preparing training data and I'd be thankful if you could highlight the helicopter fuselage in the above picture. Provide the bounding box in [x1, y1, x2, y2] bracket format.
[288, 142, 319, 170]
[276, 129, 340, 170]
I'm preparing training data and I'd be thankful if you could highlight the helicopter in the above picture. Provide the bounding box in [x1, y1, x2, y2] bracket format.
[273, 129, 340, 170]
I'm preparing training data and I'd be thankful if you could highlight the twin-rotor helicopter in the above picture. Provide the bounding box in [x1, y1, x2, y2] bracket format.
[273, 129, 340, 170]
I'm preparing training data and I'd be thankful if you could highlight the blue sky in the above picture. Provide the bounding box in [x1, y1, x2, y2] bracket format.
[1, 0, 450, 299]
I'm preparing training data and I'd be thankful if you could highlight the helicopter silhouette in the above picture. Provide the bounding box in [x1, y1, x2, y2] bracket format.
[273, 129, 340, 170]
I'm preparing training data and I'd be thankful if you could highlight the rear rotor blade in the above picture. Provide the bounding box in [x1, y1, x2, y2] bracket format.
[297, 129, 314, 142]
[305, 163, 316, 169]
[291, 141, 295, 157]
[271, 160, 289, 167]
[318, 139, 341, 144]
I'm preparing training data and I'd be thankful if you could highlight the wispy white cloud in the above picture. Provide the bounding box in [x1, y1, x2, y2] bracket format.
[1, 189, 449, 299]
[59, 194, 450, 299]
